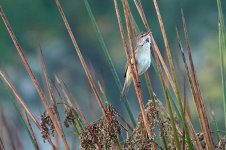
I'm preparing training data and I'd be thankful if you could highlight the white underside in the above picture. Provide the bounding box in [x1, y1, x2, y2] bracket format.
[121, 40, 151, 99]
[125, 44, 151, 82]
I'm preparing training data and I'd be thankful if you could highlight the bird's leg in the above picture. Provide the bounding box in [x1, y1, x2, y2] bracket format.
[137, 81, 141, 88]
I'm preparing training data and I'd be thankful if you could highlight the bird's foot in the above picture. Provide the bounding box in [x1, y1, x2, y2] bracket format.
[137, 81, 141, 88]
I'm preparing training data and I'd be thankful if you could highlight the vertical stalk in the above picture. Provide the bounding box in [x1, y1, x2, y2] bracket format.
[114, 0, 152, 138]
[0, 8, 69, 150]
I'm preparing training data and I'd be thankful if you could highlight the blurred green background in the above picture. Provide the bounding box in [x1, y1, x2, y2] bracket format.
[0, 0, 226, 149]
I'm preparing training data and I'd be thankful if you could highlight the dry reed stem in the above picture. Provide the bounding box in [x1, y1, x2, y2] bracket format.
[54, 0, 110, 147]
[25, 113, 40, 150]
[53, 83, 68, 109]
[0, 71, 40, 128]
[185, 112, 203, 150]
[0, 8, 69, 150]
[151, 37, 181, 149]
[123, 0, 153, 137]
[125, 0, 155, 101]
[114, 0, 152, 138]
[133, 0, 176, 96]
[176, 29, 204, 150]
[144, 72, 155, 100]
[181, 11, 214, 149]
[70, 95, 102, 149]
[69, 94, 88, 127]
[0, 72, 56, 148]
[56, 77, 102, 148]
[133, 0, 149, 30]
[182, 78, 186, 150]
[123, 1, 139, 82]
[60, 79, 100, 135]
[54, 0, 108, 124]
[152, 0, 184, 120]
[153, 1, 198, 148]
[173, 47, 184, 91]
[127, 5, 180, 148]
[55, 76, 73, 108]
[126, 1, 137, 38]
[0, 71, 56, 148]
[38, 48, 62, 131]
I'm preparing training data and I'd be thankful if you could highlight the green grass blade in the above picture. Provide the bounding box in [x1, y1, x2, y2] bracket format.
[130, 11, 171, 148]
[217, 0, 226, 129]
[83, 0, 136, 127]
[168, 91, 182, 120]
[211, 111, 221, 141]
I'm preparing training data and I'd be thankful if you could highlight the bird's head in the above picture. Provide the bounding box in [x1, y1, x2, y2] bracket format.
[137, 31, 151, 47]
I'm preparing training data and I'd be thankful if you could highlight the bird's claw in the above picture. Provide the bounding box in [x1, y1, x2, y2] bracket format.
[137, 81, 141, 88]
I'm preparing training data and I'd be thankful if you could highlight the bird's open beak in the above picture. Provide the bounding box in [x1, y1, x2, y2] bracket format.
[144, 30, 151, 36]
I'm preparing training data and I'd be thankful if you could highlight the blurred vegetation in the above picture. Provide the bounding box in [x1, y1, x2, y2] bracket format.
[0, 0, 226, 148]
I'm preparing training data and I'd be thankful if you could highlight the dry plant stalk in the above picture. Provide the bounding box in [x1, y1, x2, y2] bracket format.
[25, 113, 40, 150]
[124, 0, 154, 138]
[54, 0, 122, 148]
[0, 71, 55, 148]
[133, 0, 176, 96]
[38, 48, 63, 131]
[55, 76, 74, 108]
[124, 0, 155, 101]
[181, 11, 214, 148]
[132, 0, 184, 148]
[152, 0, 197, 148]
[176, 29, 204, 149]
[0, 71, 40, 128]
[0, 8, 69, 150]
[151, 38, 181, 149]
[54, 0, 108, 124]
[152, 0, 184, 122]
[55, 77, 102, 148]
[123, 1, 139, 82]
[114, 0, 152, 138]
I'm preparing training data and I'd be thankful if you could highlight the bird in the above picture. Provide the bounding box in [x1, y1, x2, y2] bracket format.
[121, 31, 151, 99]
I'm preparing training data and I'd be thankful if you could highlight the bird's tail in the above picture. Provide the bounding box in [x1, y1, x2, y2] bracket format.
[120, 79, 131, 100]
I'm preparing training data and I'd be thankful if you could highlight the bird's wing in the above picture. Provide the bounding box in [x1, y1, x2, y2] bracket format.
[124, 49, 138, 78]
[124, 63, 128, 78]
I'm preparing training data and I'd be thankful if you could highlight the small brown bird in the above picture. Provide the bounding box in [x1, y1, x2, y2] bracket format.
[121, 32, 151, 99]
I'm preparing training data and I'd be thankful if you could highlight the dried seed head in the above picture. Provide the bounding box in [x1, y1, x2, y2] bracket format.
[215, 135, 226, 150]
[64, 107, 77, 128]
[123, 99, 176, 149]
[40, 109, 55, 142]
[131, 100, 161, 149]
[80, 104, 121, 149]
[196, 133, 206, 149]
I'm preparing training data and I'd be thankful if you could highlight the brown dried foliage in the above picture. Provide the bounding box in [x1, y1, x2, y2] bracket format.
[80, 104, 121, 149]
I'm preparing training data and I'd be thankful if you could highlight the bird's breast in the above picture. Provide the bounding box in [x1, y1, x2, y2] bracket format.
[136, 51, 151, 75]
